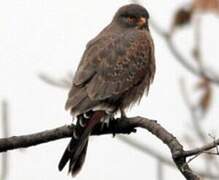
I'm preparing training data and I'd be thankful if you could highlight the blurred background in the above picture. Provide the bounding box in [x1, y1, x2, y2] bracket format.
[0, 0, 219, 179]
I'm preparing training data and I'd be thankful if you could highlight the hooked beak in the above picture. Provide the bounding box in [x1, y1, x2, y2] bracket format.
[137, 17, 146, 28]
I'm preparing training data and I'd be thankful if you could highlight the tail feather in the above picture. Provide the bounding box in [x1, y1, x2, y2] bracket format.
[58, 137, 77, 172]
[58, 147, 70, 171]
[58, 111, 106, 176]
[69, 140, 88, 176]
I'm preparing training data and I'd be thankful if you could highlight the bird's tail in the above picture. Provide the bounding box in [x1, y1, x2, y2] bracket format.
[58, 135, 89, 176]
[58, 111, 105, 176]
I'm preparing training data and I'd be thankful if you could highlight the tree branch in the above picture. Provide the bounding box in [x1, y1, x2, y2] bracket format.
[181, 139, 219, 158]
[0, 116, 204, 180]
[0, 118, 136, 152]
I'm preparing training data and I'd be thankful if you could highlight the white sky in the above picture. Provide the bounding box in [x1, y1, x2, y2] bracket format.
[0, 0, 219, 180]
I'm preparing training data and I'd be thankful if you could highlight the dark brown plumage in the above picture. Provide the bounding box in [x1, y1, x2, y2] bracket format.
[58, 4, 156, 176]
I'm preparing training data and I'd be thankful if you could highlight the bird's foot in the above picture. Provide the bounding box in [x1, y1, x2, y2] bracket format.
[120, 109, 128, 120]
[100, 114, 112, 130]
[109, 116, 117, 138]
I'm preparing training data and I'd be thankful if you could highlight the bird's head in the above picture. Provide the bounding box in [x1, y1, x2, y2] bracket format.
[113, 4, 150, 30]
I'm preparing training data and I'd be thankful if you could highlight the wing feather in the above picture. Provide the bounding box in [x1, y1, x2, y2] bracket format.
[66, 29, 154, 112]
[86, 30, 154, 100]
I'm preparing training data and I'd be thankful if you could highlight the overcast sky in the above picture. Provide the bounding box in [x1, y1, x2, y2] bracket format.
[0, 0, 219, 180]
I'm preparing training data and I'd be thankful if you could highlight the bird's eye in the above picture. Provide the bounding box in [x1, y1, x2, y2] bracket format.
[127, 16, 135, 23]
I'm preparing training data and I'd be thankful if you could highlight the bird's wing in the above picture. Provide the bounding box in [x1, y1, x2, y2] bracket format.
[73, 29, 113, 87]
[65, 32, 115, 110]
[65, 30, 154, 110]
[86, 30, 155, 100]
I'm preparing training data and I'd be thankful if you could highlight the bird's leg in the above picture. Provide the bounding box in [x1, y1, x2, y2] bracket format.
[120, 108, 127, 119]
[109, 108, 128, 137]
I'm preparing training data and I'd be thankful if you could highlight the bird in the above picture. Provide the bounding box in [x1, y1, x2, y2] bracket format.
[58, 4, 156, 176]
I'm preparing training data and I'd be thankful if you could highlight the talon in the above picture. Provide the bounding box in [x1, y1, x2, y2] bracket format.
[79, 118, 86, 127]
[108, 116, 116, 137]
[83, 112, 90, 119]
[73, 131, 79, 140]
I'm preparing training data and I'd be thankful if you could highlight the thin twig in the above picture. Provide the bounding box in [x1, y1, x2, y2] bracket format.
[118, 135, 173, 166]
[177, 138, 219, 158]
[187, 153, 202, 165]
[119, 136, 219, 179]
[179, 79, 207, 142]
[180, 78, 219, 172]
